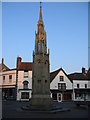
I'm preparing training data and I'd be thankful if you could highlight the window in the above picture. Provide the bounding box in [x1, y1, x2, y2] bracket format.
[21, 92, 29, 99]
[58, 83, 66, 90]
[24, 70, 28, 78]
[60, 76, 64, 81]
[9, 75, 12, 79]
[85, 84, 87, 88]
[23, 81, 28, 89]
[9, 75, 12, 82]
[3, 76, 5, 83]
[3, 76, 5, 80]
[52, 93, 57, 100]
[77, 84, 79, 88]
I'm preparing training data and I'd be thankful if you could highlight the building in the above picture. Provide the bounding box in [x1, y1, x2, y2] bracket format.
[0, 58, 16, 100]
[0, 58, 90, 101]
[68, 67, 90, 101]
[1, 4, 90, 102]
[50, 68, 73, 102]
[16, 57, 32, 101]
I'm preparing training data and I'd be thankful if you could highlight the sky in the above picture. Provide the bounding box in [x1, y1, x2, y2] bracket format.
[2, 2, 88, 74]
[88, 2, 90, 68]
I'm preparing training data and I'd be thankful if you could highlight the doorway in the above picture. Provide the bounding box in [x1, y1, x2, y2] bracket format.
[58, 93, 62, 102]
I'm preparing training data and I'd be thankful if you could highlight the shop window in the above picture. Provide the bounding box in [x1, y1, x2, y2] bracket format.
[52, 93, 57, 100]
[21, 92, 29, 99]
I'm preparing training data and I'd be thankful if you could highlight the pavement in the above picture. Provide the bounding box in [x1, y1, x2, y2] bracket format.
[2, 100, 89, 118]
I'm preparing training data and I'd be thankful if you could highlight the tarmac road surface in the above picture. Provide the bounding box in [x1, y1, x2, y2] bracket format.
[2, 100, 89, 118]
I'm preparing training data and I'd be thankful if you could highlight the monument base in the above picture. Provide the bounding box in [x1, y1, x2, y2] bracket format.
[29, 94, 53, 109]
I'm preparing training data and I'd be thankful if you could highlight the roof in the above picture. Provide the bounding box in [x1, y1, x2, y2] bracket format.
[50, 68, 72, 83]
[68, 70, 90, 81]
[18, 62, 32, 71]
[50, 68, 60, 82]
[0, 63, 10, 72]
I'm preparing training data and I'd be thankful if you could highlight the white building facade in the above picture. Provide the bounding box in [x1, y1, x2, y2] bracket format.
[16, 57, 32, 101]
[50, 68, 73, 102]
[68, 68, 90, 101]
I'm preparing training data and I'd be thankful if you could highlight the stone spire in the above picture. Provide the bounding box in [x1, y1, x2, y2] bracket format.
[35, 2, 46, 54]
[30, 3, 53, 108]
[39, 2, 43, 22]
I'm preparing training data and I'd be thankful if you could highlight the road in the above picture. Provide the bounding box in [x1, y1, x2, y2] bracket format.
[2, 100, 89, 119]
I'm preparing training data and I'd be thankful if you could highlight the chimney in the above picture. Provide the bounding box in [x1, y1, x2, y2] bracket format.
[87, 68, 90, 79]
[17, 56, 22, 69]
[82, 67, 85, 74]
[2, 58, 4, 64]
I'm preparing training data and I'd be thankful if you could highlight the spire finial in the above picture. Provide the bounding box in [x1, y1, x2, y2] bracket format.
[39, 1, 42, 21]
[40, 1, 42, 7]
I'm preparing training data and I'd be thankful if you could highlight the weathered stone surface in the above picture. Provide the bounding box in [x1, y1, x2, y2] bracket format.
[30, 3, 53, 108]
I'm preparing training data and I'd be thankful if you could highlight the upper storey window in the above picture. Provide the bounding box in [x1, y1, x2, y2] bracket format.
[9, 75, 12, 82]
[24, 70, 28, 78]
[3, 76, 5, 83]
[23, 81, 28, 89]
[85, 84, 87, 88]
[60, 76, 64, 81]
[77, 84, 79, 88]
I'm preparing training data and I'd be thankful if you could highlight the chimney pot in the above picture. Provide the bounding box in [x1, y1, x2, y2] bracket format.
[82, 67, 85, 74]
[2, 58, 4, 64]
[17, 56, 22, 68]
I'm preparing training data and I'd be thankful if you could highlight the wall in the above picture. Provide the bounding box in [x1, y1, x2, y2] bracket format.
[17, 70, 32, 100]
[50, 70, 72, 90]
[0, 70, 16, 87]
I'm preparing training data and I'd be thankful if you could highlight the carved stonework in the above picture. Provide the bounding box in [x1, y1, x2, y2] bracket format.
[30, 3, 53, 108]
